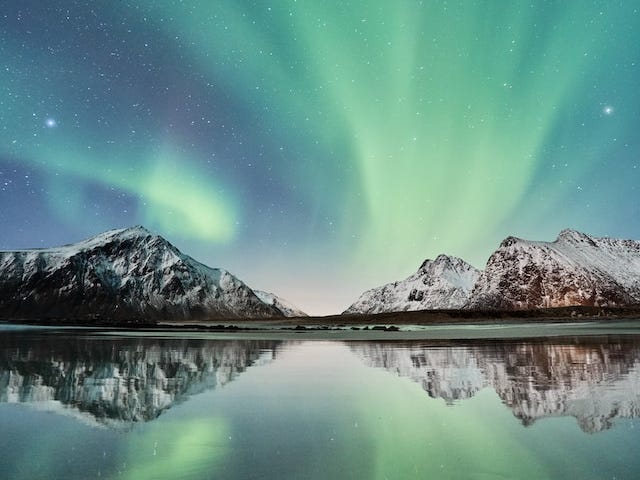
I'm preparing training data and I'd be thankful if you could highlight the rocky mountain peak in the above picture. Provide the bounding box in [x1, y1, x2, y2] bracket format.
[59, 225, 165, 256]
[115, 224, 152, 236]
[420, 254, 470, 271]
[499, 235, 524, 248]
[556, 228, 597, 246]
[344, 255, 481, 314]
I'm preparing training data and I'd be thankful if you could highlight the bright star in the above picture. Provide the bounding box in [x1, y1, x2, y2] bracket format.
[603, 105, 614, 115]
[45, 118, 57, 128]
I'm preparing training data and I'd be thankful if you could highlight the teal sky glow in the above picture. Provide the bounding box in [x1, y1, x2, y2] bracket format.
[1, 1, 639, 314]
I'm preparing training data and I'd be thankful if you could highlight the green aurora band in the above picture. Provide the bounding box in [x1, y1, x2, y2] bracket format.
[1, 1, 639, 312]
[141, 1, 637, 260]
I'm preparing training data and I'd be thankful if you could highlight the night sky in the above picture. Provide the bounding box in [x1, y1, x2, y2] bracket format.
[1, 1, 639, 315]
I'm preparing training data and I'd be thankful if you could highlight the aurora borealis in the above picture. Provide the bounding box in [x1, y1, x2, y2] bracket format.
[1, 1, 639, 314]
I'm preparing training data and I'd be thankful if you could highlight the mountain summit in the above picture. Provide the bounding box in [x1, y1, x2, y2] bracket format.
[343, 254, 481, 314]
[0, 226, 292, 321]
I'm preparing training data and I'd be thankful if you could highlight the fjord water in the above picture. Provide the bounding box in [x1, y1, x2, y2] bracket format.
[1, 326, 640, 479]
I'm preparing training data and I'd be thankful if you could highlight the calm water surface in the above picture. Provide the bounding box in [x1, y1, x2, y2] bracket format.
[1, 325, 640, 479]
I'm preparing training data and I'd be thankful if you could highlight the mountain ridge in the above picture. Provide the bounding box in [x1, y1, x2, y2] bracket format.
[346, 229, 640, 314]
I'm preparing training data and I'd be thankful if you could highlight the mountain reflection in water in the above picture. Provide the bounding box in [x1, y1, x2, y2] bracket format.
[0, 333, 281, 425]
[1, 331, 639, 434]
[350, 336, 640, 433]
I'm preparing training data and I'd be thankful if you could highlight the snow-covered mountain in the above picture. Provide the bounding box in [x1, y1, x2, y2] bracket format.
[0, 226, 283, 321]
[467, 229, 640, 309]
[343, 254, 481, 314]
[255, 290, 307, 317]
[345, 230, 640, 314]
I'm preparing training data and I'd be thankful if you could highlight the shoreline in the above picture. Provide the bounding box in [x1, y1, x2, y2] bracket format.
[1, 305, 640, 334]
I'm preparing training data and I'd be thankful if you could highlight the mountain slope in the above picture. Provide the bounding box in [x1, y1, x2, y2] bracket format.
[467, 229, 640, 309]
[344, 255, 481, 314]
[0, 226, 281, 321]
[254, 290, 307, 317]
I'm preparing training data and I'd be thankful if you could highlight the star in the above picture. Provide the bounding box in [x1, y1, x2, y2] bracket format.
[45, 118, 57, 128]
[603, 105, 614, 115]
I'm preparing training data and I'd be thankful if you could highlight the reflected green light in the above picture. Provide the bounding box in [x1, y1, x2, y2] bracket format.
[351, 358, 552, 479]
[117, 417, 229, 480]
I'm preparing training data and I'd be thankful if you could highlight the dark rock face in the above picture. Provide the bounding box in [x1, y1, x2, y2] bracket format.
[467, 230, 640, 309]
[0, 226, 281, 322]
